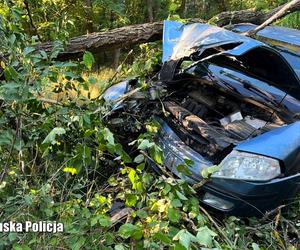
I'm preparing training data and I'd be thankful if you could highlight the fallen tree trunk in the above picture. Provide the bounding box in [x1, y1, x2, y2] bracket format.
[32, 1, 300, 59]
[212, 0, 300, 26]
[36, 22, 164, 59]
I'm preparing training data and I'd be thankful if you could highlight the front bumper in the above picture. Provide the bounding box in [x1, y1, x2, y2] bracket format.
[201, 174, 300, 216]
[155, 120, 300, 216]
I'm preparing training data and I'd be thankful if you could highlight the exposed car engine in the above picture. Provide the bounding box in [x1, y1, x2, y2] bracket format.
[162, 79, 285, 163]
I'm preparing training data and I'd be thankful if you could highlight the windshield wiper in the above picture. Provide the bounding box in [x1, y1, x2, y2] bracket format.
[220, 70, 279, 107]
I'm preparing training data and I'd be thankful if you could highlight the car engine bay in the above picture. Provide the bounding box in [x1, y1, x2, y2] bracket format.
[161, 79, 286, 163]
[105, 74, 296, 165]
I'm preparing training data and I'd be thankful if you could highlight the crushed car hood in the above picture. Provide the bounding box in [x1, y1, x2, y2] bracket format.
[162, 20, 264, 62]
[161, 21, 300, 103]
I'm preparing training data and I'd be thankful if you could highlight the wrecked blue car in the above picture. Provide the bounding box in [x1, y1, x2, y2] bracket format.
[104, 21, 300, 216]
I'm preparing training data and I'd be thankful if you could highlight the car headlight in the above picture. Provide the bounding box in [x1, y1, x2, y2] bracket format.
[212, 150, 281, 181]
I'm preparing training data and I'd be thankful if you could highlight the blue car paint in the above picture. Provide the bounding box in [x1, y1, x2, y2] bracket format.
[162, 20, 184, 62]
[163, 21, 300, 98]
[236, 121, 300, 169]
[204, 173, 300, 215]
[157, 120, 212, 183]
[281, 52, 300, 79]
[207, 64, 300, 113]
[229, 23, 300, 79]
[162, 20, 264, 62]
[230, 23, 300, 49]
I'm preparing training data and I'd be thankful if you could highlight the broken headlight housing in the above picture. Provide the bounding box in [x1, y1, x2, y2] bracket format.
[212, 150, 281, 181]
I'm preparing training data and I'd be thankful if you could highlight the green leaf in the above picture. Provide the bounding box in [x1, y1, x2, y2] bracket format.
[13, 245, 31, 250]
[134, 154, 144, 164]
[0, 130, 14, 146]
[90, 215, 111, 227]
[9, 34, 16, 45]
[149, 145, 163, 165]
[138, 139, 153, 150]
[3, 66, 18, 81]
[125, 193, 138, 207]
[42, 127, 66, 145]
[171, 199, 182, 208]
[8, 232, 17, 242]
[176, 190, 188, 201]
[118, 224, 143, 240]
[201, 165, 220, 179]
[126, 168, 142, 191]
[176, 164, 192, 176]
[83, 51, 95, 70]
[91, 217, 98, 227]
[23, 47, 35, 56]
[108, 176, 118, 186]
[137, 163, 145, 172]
[153, 232, 172, 244]
[252, 243, 261, 250]
[196, 226, 217, 247]
[103, 128, 115, 145]
[128, 169, 137, 186]
[136, 209, 147, 219]
[115, 245, 126, 250]
[40, 50, 48, 59]
[88, 76, 97, 84]
[72, 237, 85, 250]
[64, 71, 78, 80]
[173, 229, 197, 250]
[98, 215, 112, 227]
[184, 158, 194, 166]
[173, 243, 186, 250]
[168, 207, 181, 223]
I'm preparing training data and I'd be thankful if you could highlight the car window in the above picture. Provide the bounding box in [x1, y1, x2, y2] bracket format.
[207, 47, 300, 100]
[280, 51, 300, 79]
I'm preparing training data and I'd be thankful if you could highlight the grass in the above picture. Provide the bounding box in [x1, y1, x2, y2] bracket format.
[39, 67, 116, 104]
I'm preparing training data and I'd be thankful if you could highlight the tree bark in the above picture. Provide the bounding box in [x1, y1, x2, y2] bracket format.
[211, 0, 300, 26]
[36, 22, 164, 59]
[34, 3, 300, 60]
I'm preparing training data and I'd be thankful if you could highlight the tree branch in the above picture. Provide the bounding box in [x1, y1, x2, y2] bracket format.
[210, 0, 300, 27]
[29, 2, 300, 60]
[245, 0, 300, 37]
[23, 0, 41, 41]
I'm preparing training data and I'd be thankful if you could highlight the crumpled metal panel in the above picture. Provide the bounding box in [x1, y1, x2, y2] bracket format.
[162, 20, 264, 62]
[102, 80, 129, 110]
[103, 80, 129, 102]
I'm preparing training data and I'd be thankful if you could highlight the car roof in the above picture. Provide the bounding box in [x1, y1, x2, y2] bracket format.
[229, 23, 300, 54]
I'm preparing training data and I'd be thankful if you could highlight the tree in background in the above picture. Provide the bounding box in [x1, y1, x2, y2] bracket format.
[2, 0, 298, 42]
